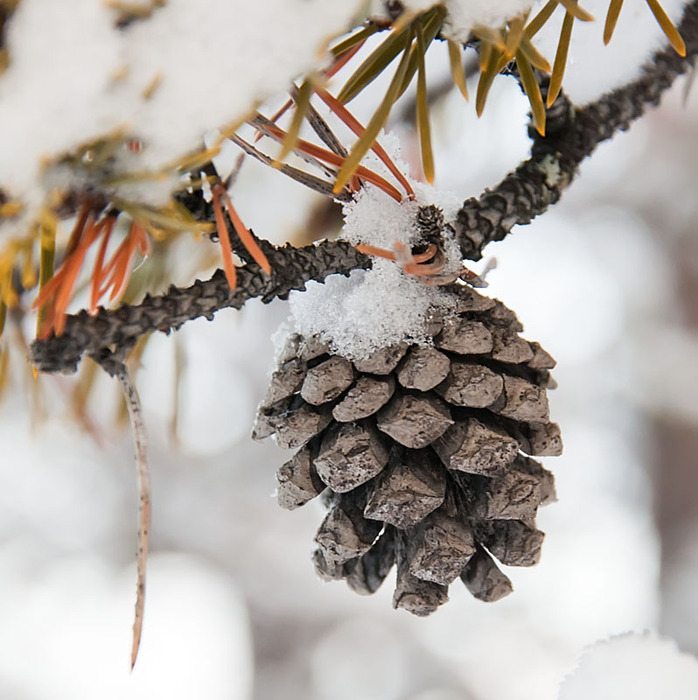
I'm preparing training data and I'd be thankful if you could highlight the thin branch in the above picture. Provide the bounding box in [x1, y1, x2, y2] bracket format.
[110, 362, 151, 670]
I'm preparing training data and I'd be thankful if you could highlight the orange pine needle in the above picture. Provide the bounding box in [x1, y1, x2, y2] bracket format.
[326, 40, 365, 79]
[34, 213, 102, 337]
[316, 88, 414, 198]
[217, 187, 271, 275]
[358, 241, 445, 278]
[212, 186, 237, 289]
[90, 217, 116, 313]
[356, 243, 398, 261]
[259, 122, 403, 202]
[253, 40, 366, 144]
[108, 222, 147, 302]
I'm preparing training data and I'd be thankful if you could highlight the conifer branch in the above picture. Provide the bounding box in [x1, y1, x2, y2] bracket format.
[29, 0, 698, 375]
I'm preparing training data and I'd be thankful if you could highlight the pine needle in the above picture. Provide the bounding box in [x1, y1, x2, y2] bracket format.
[36, 211, 57, 336]
[447, 39, 469, 100]
[115, 365, 151, 671]
[646, 0, 686, 56]
[330, 22, 378, 58]
[415, 23, 434, 184]
[558, 0, 594, 21]
[315, 88, 414, 197]
[336, 19, 412, 104]
[333, 28, 412, 194]
[548, 7, 574, 106]
[516, 50, 546, 135]
[476, 44, 503, 116]
[212, 185, 237, 289]
[394, 8, 446, 101]
[604, 0, 624, 45]
[526, 0, 559, 38]
[274, 77, 314, 166]
[519, 36, 551, 73]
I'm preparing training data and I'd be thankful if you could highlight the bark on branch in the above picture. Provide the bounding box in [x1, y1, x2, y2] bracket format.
[29, 0, 698, 373]
[30, 240, 370, 374]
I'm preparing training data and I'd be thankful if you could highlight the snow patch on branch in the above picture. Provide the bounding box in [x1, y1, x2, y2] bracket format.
[289, 182, 464, 361]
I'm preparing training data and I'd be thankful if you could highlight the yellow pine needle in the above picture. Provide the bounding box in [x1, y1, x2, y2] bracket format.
[604, 0, 624, 44]
[476, 44, 503, 116]
[548, 8, 574, 106]
[519, 36, 551, 72]
[558, 0, 594, 21]
[217, 108, 257, 144]
[0, 299, 5, 338]
[333, 28, 412, 195]
[473, 25, 506, 54]
[504, 16, 527, 59]
[0, 199, 23, 219]
[330, 23, 378, 57]
[526, 1, 558, 39]
[336, 18, 412, 104]
[20, 243, 36, 290]
[0, 266, 16, 308]
[274, 77, 314, 167]
[394, 7, 446, 101]
[100, 170, 172, 187]
[389, 7, 419, 34]
[116, 200, 214, 238]
[0, 344, 8, 397]
[478, 38, 492, 73]
[516, 50, 546, 135]
[167, 146, 222, 175]
[36, 210, 57, 337]
[447, 39, 469, 100]
[646, 0, 686, 56]
[415, 23, 434, 184]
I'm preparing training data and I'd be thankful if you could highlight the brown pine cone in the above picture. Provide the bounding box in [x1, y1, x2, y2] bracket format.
[253, 283, 561, 615]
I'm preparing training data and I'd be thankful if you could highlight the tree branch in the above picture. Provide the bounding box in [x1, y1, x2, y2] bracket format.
[30, 240, 370, 374]
[455, 0, 698, 260]
[29, 0, 698, 374]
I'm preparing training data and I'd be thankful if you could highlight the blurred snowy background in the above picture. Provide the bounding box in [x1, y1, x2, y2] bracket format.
[2, 1, 698, 698]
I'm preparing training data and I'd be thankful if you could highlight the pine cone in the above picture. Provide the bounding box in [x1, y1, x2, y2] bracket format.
[253, 283, 561, 615]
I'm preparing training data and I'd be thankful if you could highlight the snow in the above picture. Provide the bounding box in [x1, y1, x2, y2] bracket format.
[0, 0, 360, 230]
[288, 182, 465, 360]
[558, 632, 698, 699]
[370, 0, 535, 42]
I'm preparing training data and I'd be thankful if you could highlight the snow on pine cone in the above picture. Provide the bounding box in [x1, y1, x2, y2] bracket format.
[253, 283, 561, 615]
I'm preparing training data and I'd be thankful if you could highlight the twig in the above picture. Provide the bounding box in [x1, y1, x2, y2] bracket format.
[112, 362, 151, 670]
